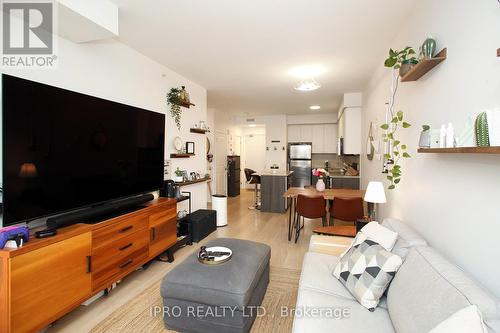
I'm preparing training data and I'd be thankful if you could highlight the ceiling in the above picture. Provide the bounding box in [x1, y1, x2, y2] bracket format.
[110, 0, 416, 116]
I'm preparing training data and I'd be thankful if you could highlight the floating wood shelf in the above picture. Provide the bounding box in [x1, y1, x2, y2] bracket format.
[175, 177, 211, 186]
[497, 48, 500, 57]
[418, 147, 500, 154]
[190, 128, 209, 134]
[170, 153, 195, 158]
[178, 101, 195, 108]
[400, 48, 447, 82]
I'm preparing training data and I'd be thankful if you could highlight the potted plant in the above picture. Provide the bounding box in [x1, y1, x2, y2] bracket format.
[312, 168, 329, 192]
[419, 125, 431, 148]
[167, 87, 183, 130]
[174, 167, 184, 182]
[384, 46, 418, 77]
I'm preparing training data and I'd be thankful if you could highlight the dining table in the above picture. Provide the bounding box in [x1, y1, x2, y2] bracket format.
[283, 187, 365, 241]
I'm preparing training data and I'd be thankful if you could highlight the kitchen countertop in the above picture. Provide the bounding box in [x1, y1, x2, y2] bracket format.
[253, 171, 294, 177]
[329, 175, 360, 179]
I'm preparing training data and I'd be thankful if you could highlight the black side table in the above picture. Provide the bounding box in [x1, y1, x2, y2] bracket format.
[356, 218, 372, 233]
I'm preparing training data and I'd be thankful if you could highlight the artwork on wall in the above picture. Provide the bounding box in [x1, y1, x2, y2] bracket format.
[173, 136, 183, 153]
[186, 141, 195, 154]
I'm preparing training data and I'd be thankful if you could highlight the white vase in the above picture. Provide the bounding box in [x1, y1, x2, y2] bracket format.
[174, 176, 183, 182]
[316, 178, 326, 192]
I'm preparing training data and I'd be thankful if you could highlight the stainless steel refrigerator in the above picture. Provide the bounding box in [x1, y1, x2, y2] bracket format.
[288, 143, 312, 188]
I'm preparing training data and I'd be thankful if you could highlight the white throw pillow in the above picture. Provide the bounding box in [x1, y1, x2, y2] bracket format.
[339, 222, 398, 258]
[360, 222, 398, 252]
[429, 305, 488, 333]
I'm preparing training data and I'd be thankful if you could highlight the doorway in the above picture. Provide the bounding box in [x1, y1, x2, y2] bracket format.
[214, 131, 227, 196]
[242, 127, 266, 189]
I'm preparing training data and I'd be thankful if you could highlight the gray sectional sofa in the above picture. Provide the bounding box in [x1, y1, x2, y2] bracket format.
[293, 218, 500, 333]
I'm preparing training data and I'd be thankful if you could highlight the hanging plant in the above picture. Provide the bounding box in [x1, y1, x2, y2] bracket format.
[381, 111, 411, 190]
[384, 46, 417, 69]
[167, 87, 182, 130]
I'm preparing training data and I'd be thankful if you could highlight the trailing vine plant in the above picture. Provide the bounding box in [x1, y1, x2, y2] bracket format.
[380, 46, 415, 190]
[381, 111, 411, 190]
[167, 87, 182, 130]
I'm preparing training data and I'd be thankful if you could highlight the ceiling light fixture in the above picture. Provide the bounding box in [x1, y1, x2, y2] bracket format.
[309, 105, 321, 110]
[248, 124, 257, 127]
[294, 79, 321, 92]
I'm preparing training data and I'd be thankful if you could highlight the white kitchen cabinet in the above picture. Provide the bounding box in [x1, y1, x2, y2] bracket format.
[287, 125, 301, 142]
[300, 125, 313, 142]
[338, 107, 361, 155]
[287, 124, 337, 153]
[312, 125, 324, 153]
[323, 124, 337, 153]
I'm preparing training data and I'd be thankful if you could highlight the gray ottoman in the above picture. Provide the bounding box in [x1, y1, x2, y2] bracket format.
[160, 238, 271, 333]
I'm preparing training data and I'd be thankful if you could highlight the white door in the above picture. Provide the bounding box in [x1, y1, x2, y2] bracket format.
[300, 125, 313, 142]
[344, 108, 362, 154]
[234, 135, 242, 156]
[215, 132, 227, 196]
[324, 124, 338, 153]
[243, 134, 266, 189]
[312, 124, 325, 153]
[287, 125, 301, 142]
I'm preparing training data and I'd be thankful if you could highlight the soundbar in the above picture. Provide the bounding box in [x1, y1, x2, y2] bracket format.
[46, 194, 154, 229]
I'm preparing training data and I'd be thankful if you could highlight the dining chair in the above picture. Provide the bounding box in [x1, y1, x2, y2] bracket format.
[330, 197, 364, 226]
[294, 194, 326, 243]
[244, 168, 261, 209]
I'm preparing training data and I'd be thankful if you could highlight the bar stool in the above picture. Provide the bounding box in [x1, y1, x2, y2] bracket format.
[294, 194, 326, 243]
[244, 168, 261, 210]
[330, 197, 364, 226]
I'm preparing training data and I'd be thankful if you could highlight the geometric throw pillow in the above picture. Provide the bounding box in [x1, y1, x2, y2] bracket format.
[333, 239, 403, 311]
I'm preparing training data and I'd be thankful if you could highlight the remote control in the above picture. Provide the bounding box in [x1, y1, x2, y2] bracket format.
[35, 228, 57, 238]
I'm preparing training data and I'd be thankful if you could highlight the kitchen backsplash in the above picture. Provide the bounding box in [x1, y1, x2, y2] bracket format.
[312, 153, 360, 172]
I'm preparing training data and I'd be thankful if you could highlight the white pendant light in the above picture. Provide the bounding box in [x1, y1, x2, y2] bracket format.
[294, 79, 321, 92]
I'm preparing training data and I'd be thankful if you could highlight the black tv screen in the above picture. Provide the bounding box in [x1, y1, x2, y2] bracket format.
[2, 74, 165, 226]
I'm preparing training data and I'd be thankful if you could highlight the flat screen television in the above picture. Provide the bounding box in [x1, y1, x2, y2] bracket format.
[2, 74, 165, 226]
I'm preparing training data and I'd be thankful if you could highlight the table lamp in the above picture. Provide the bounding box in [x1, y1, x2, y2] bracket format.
[364, 181, 386, 221]
[19, 162, 38, 178]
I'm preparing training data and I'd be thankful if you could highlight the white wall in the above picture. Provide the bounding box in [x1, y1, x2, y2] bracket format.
[361, 0, 500, 296]
[1, 33, 208, 226]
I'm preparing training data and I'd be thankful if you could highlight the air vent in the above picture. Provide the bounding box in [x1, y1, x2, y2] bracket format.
[246, 118, 255, 123]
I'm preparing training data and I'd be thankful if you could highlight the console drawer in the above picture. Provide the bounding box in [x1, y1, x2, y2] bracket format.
[92, 244, 148, 291]
[91, 228, 149, 273]
[92, 213, 149, 249]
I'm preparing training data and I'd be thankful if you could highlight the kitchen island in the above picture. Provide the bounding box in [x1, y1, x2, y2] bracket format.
[255, 171, 293, 213]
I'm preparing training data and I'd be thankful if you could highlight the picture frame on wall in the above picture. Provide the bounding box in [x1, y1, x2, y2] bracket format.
[186, 141, 195, 154]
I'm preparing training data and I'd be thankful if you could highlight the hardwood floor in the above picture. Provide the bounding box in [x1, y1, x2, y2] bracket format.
[46, 190, 334, 333]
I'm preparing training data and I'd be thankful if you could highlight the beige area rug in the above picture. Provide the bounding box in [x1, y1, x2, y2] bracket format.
[91, 266, 301, 333]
